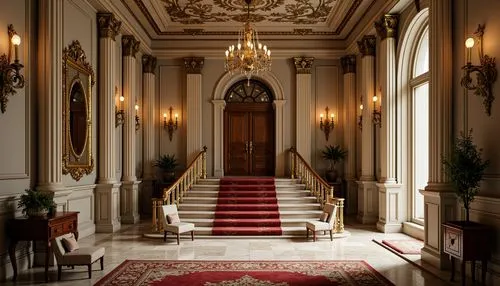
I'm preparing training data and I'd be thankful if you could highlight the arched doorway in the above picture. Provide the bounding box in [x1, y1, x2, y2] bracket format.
[224, 79, 275, 176]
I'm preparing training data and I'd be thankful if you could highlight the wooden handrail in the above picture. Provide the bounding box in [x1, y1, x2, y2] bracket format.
[151, 146, 207, 232]
[289, 147, 344, 233]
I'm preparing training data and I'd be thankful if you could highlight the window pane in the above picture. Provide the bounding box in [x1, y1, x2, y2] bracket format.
[414, 27, 429, 77]
[413, 82, 429, 222]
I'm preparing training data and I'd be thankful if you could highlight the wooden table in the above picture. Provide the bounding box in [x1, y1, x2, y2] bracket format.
[7, 211, 79, 282]
[443, 221, 491, 285]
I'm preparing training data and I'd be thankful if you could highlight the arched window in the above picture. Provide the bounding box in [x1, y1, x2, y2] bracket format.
[225, 79, 273, 103]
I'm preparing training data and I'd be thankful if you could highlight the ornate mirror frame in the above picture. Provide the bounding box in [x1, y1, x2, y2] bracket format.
[62, 40, 95, 181]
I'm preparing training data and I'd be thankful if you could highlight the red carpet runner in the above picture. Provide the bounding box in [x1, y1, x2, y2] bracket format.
[212, 177, 282, 235]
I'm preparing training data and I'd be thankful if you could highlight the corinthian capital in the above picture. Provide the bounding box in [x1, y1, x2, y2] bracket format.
[341, 55, 356, 74]
[142, 55, 157, 74]
[375, 14, 399, 40]
[97, 13, 121, 40]
[293, 57, 314, 74]
[184, 57, 205, 74]
[357, 35, 376, 57]
[122, 35, 140, 58]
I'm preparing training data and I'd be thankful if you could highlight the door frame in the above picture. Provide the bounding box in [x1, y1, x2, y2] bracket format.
[213, 72, 286, 177]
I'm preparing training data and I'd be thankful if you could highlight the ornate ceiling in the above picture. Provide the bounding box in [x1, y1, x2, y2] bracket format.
[122, 0, 377, 39]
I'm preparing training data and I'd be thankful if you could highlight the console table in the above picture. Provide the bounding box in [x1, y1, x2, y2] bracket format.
[7, 211, 79, 282]
[443, 221, 491, 285]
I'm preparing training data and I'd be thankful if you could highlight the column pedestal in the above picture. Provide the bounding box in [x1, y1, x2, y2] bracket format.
[121, 181, 141, 224]
[376, 182, 404, 233]
[356, 180, 378, 224]
[95, 183, 122, 233]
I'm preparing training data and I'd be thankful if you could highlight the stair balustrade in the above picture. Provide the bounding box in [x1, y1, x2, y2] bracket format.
[289, 147, 344, 233]
[151, 146, 207, 232]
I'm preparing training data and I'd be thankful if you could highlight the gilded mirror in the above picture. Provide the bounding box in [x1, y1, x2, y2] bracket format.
[62, 40, 94, 181]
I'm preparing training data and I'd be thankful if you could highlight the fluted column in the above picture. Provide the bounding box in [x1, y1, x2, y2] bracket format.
[341, 55, 357, 215]
[120, 35, 140, 224]
[375, 15, 404, 233]
[184, 57, 204, 163]
[37, 0, 64, 193]
[95, 13, 122, 232]
[293, 57, 314, 163]
[356, 36, 378, 224]
[140, 54, 157, 215]
[422, 0, 455, 269]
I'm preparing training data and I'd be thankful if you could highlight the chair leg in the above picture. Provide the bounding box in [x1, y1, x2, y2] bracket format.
[306, 228, 309, 240]
[177, 233, 180, 245]
[191, 231, 194, 241]
[88, 264, 92, 279]
[313, 231, 316, 242]
[58, 265, 62, 281]
[100, 256, 104, 270]
[330, 230, 333, 241]
[163, 231, 167, 242]
[324, 230, 326, 235]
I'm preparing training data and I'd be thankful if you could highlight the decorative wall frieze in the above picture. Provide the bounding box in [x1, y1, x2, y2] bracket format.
[374, 14, 399, 40]
[357, 35, 376, 57]
[293, 57, 315, 74]
[122, 35, 140, 58]
[183, 57, 205, 74]
[142, 54, 157, 74]
[341, 55, 356, 74]
[97, 13, 121, 40]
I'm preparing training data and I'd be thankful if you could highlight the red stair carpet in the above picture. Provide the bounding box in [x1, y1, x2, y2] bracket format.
[212, 177, 282, 235]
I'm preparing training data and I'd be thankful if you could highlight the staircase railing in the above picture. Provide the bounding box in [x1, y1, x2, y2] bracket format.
[289, 147, 344, 233]
[151, 146, 207, 232]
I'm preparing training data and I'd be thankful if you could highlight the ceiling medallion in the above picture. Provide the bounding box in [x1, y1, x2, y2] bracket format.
[224, 0, 271, 83]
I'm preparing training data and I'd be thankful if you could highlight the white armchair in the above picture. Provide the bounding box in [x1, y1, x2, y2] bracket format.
[160, 204, 195, 245]
[306, 203, 338, 241]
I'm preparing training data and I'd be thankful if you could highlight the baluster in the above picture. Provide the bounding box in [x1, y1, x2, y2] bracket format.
[291, 148, 296, 179]
[336, 198, 345, 233]
[152, 199, 158, 232]
[202, 146, 207, 179]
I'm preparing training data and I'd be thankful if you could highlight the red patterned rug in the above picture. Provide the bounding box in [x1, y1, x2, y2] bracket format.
[381, 239, 424, 254]
[95, 260, 395, 286]
[212, 177, 282, 235]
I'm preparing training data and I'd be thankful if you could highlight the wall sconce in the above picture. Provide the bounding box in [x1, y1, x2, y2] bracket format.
[461, 24, 497, 116]
[0, 24, 25, 113]
[358, 97, 363, 130]
[115, 86, 124, 127]
[163, 106, 178, 141]
[372, 94, 381, 127]
[134, 102, 140, 131]
[319, 106, 335, 141]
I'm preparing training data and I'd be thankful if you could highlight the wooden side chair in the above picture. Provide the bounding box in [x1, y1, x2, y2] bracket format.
[160, 204, 195, 245]
[306, 203, 338, 241]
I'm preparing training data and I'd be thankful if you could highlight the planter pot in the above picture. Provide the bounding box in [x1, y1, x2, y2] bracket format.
[325, 170, 339, 182]
[26, 208, 48, 218]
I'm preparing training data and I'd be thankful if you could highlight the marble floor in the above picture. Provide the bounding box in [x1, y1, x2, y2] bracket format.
[4, 220, 462, 286]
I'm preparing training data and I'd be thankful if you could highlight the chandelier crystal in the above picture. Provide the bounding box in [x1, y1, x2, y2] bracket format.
[224, 0, 271, 82]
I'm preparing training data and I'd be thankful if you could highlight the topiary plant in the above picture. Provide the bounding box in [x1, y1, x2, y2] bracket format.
[18, 189, 55, 217]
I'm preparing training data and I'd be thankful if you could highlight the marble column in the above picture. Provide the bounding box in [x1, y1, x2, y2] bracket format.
[356, 36, 378, 224]
[375, 15, 404, 233]
[293, 57, 314, 163]
[140, 54, 157, 215]
[341, 55, 357, 215]
[95, 13, 122, 232]
[121, 35, 141, 224]
[422, 0, 455, 269]
[212, 99, 226, 177]
[184, 57, 204, 163]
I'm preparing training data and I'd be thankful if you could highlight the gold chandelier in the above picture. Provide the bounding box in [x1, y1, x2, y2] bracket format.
[224, 0, 271, 82]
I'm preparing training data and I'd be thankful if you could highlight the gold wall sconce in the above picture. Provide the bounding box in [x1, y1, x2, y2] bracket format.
[358, 97, 363, 130]
[134, 102, 140, 131]
[461, 24, 497, 116]
[372, 94, 381, 127]
[163, 106, 178, 141]
[0, 24, 24, 113]
[115, 86, 124, 127]
[319, 107, 335, 141]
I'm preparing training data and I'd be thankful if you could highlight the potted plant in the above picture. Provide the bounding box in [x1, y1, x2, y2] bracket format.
[321, 144, 347, 182]
[18, 189, 55, 217]
[153, 154, 179, 183]
[442, 130, 489, 222]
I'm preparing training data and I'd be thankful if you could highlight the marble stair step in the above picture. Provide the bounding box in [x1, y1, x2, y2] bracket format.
[182, 218, 325, 228]
[191, 226, 329, 236]
[179, 210, 322, 219]
[179, 203, 320, 212]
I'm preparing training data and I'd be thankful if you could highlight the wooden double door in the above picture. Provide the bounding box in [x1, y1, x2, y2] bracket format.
[224, 103, 275, 176]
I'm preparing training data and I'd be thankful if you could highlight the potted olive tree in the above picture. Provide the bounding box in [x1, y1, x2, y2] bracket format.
[18, 189, 55, 217]
[442, 130, 489, 222]
[153, 154, 179, 183]
[321, 144, 347, 182]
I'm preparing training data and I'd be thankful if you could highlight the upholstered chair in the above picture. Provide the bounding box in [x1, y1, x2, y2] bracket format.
[51, 233, 105, 280]
[306, 203, 338, 241]
[160, 204, 195, 244]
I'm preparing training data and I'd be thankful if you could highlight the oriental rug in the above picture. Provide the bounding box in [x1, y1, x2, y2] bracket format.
[381, 239, 424, 255]
[94, 260, 394, 286]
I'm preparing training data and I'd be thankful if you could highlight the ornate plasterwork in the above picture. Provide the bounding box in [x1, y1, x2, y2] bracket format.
[97, 13, 122, 40]
[341, 55, 356, 74]
[293, 57, 314, 74]
[374, 14, 399, 40]
[184, 57, 205, 74]
[357, 35, 376, 57]
[142, 54, 157, 74]
[122, 35, 140, 57]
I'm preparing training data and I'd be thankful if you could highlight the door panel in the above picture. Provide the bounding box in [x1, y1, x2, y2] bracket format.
[225, 111, 249, 175]
[251, 111, 274, 176]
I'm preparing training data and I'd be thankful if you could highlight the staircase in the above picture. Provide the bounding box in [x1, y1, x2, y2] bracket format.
[178, 178, 323, 236]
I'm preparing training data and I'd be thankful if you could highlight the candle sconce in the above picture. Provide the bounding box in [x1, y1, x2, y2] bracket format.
[163, 106, 178, 141]
[358, 97, 363, 130]
[461, 24, 497, 116]
[115, 86, 125, 127]
[134, 102, 140, 131]
[372, 93, 382, 127]
[319, 106, 335, 141]
[0, 24, 25, 113]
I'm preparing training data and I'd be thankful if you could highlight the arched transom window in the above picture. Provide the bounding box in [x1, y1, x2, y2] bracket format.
[225, 79, 273, 103]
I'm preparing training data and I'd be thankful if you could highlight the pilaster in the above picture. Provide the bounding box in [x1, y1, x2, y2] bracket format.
[184, 57, 204, 163]
[95, 12, 122, 232]
[273, 100, 286, 177]
[212, 99, 226, 177]
[341, 55, 357, 214]
[293, 57, 314, 163]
